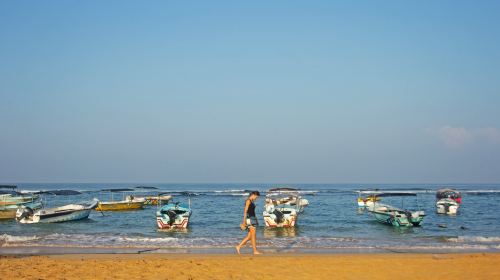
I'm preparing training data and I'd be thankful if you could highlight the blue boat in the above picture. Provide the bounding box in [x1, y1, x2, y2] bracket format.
[156, 193, 192, 229]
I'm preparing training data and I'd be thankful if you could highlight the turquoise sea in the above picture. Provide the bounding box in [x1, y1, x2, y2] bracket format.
[1, 183, 499, 253]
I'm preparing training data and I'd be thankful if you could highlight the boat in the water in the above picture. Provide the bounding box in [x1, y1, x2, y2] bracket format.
[96, 189, 146, 211]
[1, 186, 42, 219]
[0, 186, 40, 206]
[436, 188, 462, 215]
[156, 194, 192, 229]
[0, 201, 43, 219]
[368, 193, 425, 227]
[266, 187, 309, 213]
[16, 198, 99, 224]
[263, 190, 300, 227]
[356, 189, 381, 207]
[143, 194, 172, 205]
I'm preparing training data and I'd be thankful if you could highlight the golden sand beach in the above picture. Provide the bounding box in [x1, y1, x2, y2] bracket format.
[1, 253, 499, 280]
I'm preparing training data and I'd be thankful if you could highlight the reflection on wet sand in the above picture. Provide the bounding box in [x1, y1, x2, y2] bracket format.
[263, 227, 297, 238]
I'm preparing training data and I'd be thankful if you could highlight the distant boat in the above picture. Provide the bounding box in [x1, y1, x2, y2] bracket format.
[96, 188, 146, 211]
[368, 192, 425, 227]
[0, 186, 40, 206]
[156, 193, 192, 229]
[1, 186, 41, 219]
[356, 189, 381, 207]
[266, 187, 309, 213]
[16, 199, 98, 224]
[436, 188, 462, 215]
[263, 189, 301, 227]
[142, 194, 172, 205]
[0, 201, 42, 219]
[96, 195, 145, 211]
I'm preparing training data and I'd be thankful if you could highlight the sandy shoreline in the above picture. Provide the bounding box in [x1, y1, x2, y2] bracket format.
[1, 253, 499, 280]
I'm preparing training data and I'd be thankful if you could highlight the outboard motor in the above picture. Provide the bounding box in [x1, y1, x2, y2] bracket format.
[444, 203, 450, 213]
[16, 206, 34, 221]
[166, 210, 177, 226]
[273, 209, 284, 224]
[405, 210, 412, 222]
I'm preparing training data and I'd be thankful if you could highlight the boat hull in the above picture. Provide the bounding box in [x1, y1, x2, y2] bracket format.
[96, 201, 144, 211]
[31, 209, 92, 223]
[0, 210, 17, 219]
[16, 200, 98, 224]
[436, 199, 459, 215]
[370, 205, 425, 227]
[0, 202, 42, 220]
[263, 207, 298, 228]
[0, 194, 39, 205]
[156, 217, 190, 229]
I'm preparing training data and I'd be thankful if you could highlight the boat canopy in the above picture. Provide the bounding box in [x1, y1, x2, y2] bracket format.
[374, 192, 417, 197]
[157, 192, 173, 197]
[0, 190, 22, 195]
[38, 190, 82, 195]
[101, 188, 135, 192]
[436, 189, 461, 199]
[357, 189, 381, 194]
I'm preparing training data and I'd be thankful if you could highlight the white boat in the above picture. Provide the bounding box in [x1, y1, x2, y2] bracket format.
[16, 199, 99, 224]
[266, 187, 309, 213]
[436, 189, 461, 215]
[263, 190, 300, 228]
[356, 189, 381, 207]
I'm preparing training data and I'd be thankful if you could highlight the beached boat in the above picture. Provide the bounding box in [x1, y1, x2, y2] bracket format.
[16, 199, 98, 224]
[156, 194, 192, 229]
[96, 188, 146, 211]
[368, 193, 425, 227]
[356, 190, 381, 207]
[263, 191, 300, 227]
[266, 187, 309, 213]
[436, 188, 462, 215]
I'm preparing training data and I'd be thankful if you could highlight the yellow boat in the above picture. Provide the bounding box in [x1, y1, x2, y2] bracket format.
[143, 195, 172, 205]
[96, 196, 145, 211]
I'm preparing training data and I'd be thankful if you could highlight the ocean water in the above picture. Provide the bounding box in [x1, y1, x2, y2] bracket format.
[1, 183, 499, 253]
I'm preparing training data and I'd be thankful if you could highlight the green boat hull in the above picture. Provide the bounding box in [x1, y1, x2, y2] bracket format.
[371, 208, 425, 227]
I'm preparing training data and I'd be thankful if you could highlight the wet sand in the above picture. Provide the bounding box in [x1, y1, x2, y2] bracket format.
[1, 253, 499, 279]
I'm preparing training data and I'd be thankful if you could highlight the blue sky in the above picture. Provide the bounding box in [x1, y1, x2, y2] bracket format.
[1, 1, 499, 183]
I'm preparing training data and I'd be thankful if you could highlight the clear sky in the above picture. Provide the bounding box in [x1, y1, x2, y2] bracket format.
[1, 1, 499, 183]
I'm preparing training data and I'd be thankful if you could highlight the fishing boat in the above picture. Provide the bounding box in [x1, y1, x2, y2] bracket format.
[142, 194, 172, 205]
[356, 189, 381, 207]
[263, 191, 300, 227]
[368, 193, 425, 227]
[156, 194, 192, 229]
[0, 201, 43, 219]
[266, 187, 309, 213]
[16, 198, 98, 224]
[1, 186, 42, 219]
[95, 189, 146, 211]
[0, 186, 40, 206]
[436, 188, 462, 215]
